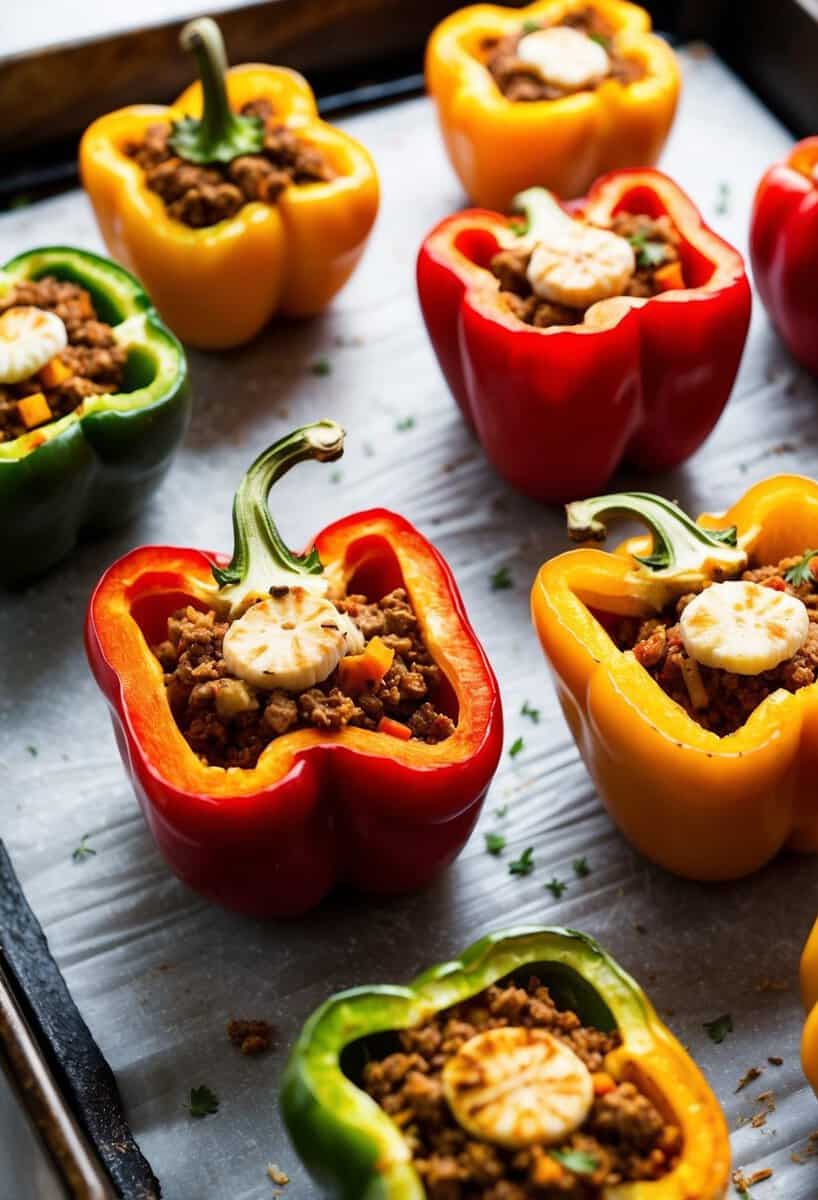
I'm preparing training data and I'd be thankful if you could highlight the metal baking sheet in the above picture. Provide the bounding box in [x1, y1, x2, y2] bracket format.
[2, 44, 817, 1199]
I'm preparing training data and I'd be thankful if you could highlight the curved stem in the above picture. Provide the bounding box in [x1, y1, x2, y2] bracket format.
[214, 421, 345, 609]
[180, 18, 234, 150]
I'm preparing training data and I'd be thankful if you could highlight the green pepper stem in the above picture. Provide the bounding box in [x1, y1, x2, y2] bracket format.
[511, 187, 572, 240]
[566, 492, 747, 578]
[213, 421, 345, 608]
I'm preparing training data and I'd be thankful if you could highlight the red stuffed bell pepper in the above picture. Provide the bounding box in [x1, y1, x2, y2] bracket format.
[750, 137, 818, 375]
[418, 170, 750, 503]
[86, 422, 502, 918]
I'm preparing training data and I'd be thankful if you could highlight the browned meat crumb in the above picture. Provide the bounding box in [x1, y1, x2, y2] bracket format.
[227, 1018, 275, 1055]
[736, 1067, 762, 1093]
[733, 1166, 773, 1189]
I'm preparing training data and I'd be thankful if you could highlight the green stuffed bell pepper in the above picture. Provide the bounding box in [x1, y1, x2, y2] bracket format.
[0, 246, 188, 585]
[281, 927, 729, 1199]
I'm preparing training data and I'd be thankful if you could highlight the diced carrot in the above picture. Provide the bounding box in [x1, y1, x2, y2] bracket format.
[377, 716, 413, 741]
[39, 355, 72, 389]
[338, 636, 394, 695]
[592, 1071, 617, 1096]
[654, 261, 685, 292]
[17, 391, 52, 430]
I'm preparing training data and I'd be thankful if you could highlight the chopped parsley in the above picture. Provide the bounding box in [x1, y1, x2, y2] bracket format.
[395, 416, 416, 432]
[572, 857, 590, 878]
[588, 32, 610, 48]
[188, 1085, 219, 1118]
[545, 877, 567, 899]
[485, 832, 506, 856]
[26, 744, 38, 757]
[509, 847, 535, 876]
[628, 231, 668, 271]
[72, 834, 97, 864]
[509, 736, 524, 758]
[549, 1148, 599, 1175]
[784, 549, 818, 587]
[520, 700, 540, 723]
[493, 804, 508, 818]
[508, 217, 527, 236]
[310, 357, 331, 376]
[703, 1013, 733, 1044]
[520, 17, 541, 33]
[716, 181, 731, 215]
[490, 565, 513, 590]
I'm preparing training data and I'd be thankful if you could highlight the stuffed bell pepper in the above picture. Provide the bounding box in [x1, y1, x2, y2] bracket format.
[750, 137, 818, 375]
[281, 925, 729, 1199]
[426, 0, 680, 210]
[86, 421, 502, 917]
[0, 246, 188, 586]
[802, 917, 818, 1097]
[418, 173, 750, 502]
[80, 18, 379, 349]
[532, 478, 818, 880]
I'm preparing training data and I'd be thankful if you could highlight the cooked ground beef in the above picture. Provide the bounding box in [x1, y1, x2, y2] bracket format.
[491, 213, 681, 328]
[362, 976, 680, 1199]
[0, 277, 126, 443]
[125, 99, 334, 228]
[484, 8, 644, 103]
[615, 554, 818, 735]
[153, 587, 456, 767]
[227, 1018, 275, 1055]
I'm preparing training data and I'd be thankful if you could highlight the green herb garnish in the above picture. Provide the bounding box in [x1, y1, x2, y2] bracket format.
[572, 857, 590, 878]
[509, 736, 524, 758]
[545, 877, 567, 899]
[72, 835, 97, 864]
[311, 357, 332, 376]
[395, 416, 416, 432]
[785, 549, 818, 587]
[490, 565, 513, 590]
[628, 232, 668, 270]
[485, 832, 506, 855]
[703, 1013, 733, 1044]
[521, 17, 541, 33]
[521, 700, 540, 723]
[588, 32, 611, 48]
[509, 847, 535, 876]
[549, 1148, 599, 1175]
[188, 1085, 219, 1118]
[26, 744, 38, 757]
[493, 804, 508, 818]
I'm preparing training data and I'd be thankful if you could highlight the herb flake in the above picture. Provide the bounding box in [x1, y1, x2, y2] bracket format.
[490, 565, 513, 590]
[188, 1085, 219, 1118]
[509, 847, 535, 877]
[785, 549, 818, 587]
[521, 17, 541, 33]
[572, 857, 590, 878]
[310, 357, 331, 376]
[509, 736, 524, 759]
[72, 834, 97, 864]
[485, 832, 506, 856]
[26, 744, 38, 757]
[521, 700, 540, 723]
[703, 1013, 733, 1044]
[628, 232, 668, 270]
[545, 877, 567, 899]
[549, 1148, 599, 1175]
[395, 416, 416, 432]
[493, 804, 508, 819]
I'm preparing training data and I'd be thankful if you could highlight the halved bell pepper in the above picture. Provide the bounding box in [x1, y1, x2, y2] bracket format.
[417, 174, 750, 503]
[426, 0, 680, 209]
[531, 478, 818, 880]
[801, 917, 818, 1097]
[281, 925, 730, 1199]
[0, 246, 188, 587]
[80, 19, 379, 349]
[85, 422, 502, 918]
[750, 137, 818, 375]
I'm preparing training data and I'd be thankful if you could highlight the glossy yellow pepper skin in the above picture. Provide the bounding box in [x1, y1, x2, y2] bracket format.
[531, 476, 818, 881]
[426, 0, 680, 210]
[80, 64, 378, 349]
[802, 918, 818, 1096]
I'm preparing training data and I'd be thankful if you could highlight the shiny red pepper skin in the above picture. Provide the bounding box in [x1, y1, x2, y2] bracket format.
[85, 511, 502, 918]
[417, 169, 751, 503]
[750, 137, 818, 375]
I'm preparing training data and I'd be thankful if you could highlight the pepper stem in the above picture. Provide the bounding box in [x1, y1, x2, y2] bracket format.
[566, 492, 748, 580]
[214, 421, 345, 612]
[510, 187, 572, 240]
[169, 18, 265, 165]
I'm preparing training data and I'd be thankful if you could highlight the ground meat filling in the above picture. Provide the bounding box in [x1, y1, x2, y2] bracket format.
[490, 212, 681, 328]
[615, 554, 818, 735]
[362, 976, 681, 1199]
[125, 99, 334, 228]
[483, 8, 644, 103]
[0, 277, 126, 443]
[153, 587, 455, 768]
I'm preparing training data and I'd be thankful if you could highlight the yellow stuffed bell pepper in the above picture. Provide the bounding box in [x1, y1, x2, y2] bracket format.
[802, 918, 818, 1097]
[531, 478, 818, 881]
[426, 0, 680, 209]
[80, 19, 378, 349]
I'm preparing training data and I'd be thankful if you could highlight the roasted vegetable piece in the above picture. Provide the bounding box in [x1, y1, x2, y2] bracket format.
[281, 926, 729, 1198]
[0, 246, 188, 586]
[802, 916, 818, 1097]
[86, 422, 502, 917]
[417, 174, 750, 502]
[531, 478, 818, 879]
[80, 19, 379, 348]
[426, 0, 680, 209]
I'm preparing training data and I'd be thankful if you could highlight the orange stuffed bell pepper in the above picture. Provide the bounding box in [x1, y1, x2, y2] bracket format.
[801, 918, 818, 1097]
[80, 18, 378, 349]
[531, 478, 818, 881]
[426, 0, 680, 210]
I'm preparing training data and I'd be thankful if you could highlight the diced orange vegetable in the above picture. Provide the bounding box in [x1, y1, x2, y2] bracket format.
[592, 1071, 617, 1096]
[654, 261, 685, 292]
[17, 392, 52, 430]
[39, 356, 73, 389]
[377, 716, 413, 742]
[338, 636, 394, 695]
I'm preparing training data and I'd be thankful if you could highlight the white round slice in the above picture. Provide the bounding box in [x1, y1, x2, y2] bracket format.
[516, 26, 611, 91]
[0, 306, 68, 384]
[680, 580, 810, 675]
[442, 1026, 594, 1149]
[527, 224, 635, 309]
[222, 588, 364, 692]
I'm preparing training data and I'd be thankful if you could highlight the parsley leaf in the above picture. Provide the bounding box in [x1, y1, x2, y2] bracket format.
[509, 847, 535, 877]
[395, 416, 416, 432]
[545, 877, 567, 899]
[703, 1013, 733, 1044]
[628, 232, 668, 270]
[72, 834, 96, 864]
[509, 736, 524, 758]
[310, 357, 331, 376]
[188, 1085, 219, 1118]
[521, 17, 541, 33]
[490, 565, 513, 590]
[493, 804, 508, 818]
[485, 832, 506, 856]
[521, 700, 540, 723]
[572, 857, 590, 878]
[785, 549, 818, 587]
[26, 744, 38, 757]
[588, 32, 610, 48]
[549, 1148, 599, 1175]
